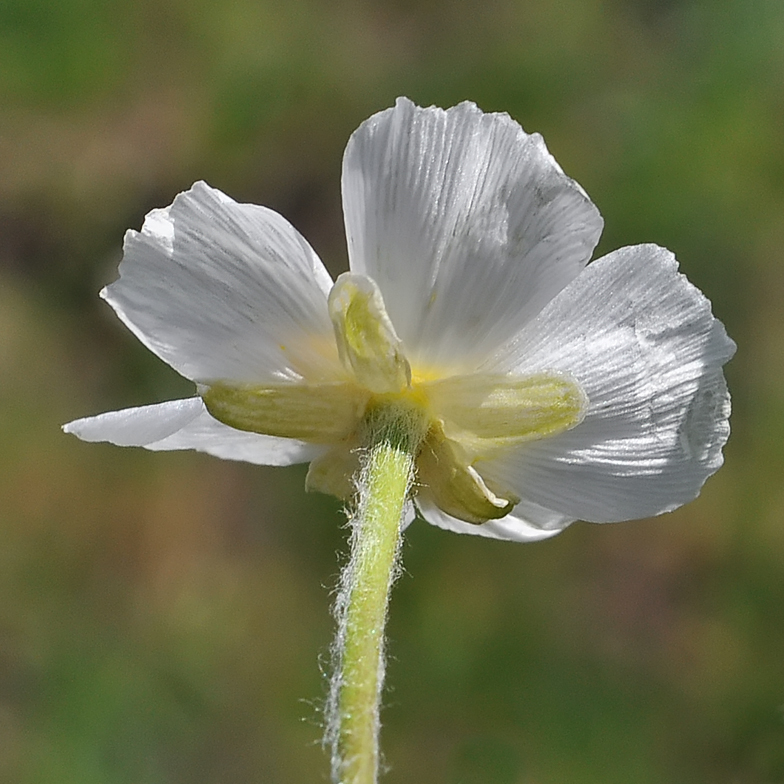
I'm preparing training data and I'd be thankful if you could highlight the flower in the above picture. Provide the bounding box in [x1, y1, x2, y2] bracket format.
[64, 97, 735, 542]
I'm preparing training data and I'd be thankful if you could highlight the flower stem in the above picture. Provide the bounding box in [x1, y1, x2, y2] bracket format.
[327, 402, 428, 784]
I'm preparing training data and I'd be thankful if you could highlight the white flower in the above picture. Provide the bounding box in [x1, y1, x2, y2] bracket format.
[64, 98, 735, 542]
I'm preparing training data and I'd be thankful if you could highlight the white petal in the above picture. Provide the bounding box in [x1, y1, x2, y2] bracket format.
[415, 493, 571, 542]
[479, 244, 736, 522]
[104, 181, 341, 385]
[63, 398, 321, 466]
[342, 97, 603, 372]
[401, 501, 417, 530]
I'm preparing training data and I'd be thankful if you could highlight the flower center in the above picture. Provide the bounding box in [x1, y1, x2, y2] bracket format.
[201, 272, 587, 524]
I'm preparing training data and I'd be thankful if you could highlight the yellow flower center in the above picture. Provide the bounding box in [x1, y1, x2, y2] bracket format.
[202, 272, 587, 524]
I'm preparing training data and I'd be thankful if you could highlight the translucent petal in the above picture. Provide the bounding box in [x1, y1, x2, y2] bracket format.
[342, 97, 603, 372]
[305, 443, 360, 500]
[201, 381, 368, 442]
[478, 244, 736, 522]
[328, 272, 411, 393]
[63, 398, 320, 466]
[416, 425, 518, 524]
[104, 181, 340, 385]
[423, 371, 586, 452]
[415, 493, 569, 542]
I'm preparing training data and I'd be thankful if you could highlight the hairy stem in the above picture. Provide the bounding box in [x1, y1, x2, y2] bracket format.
[327, 402, 428, 784]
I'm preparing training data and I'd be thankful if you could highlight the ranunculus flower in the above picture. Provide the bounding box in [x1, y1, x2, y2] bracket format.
[64, 98, 735, 542]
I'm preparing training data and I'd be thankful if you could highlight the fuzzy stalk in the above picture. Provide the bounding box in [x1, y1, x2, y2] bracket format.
[327, 401, 428, 784]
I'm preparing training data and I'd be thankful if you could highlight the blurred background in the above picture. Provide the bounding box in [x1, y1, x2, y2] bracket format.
[1, 0, 782, 781]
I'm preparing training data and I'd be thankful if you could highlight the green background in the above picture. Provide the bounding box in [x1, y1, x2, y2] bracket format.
[1, 0, 782, 781]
